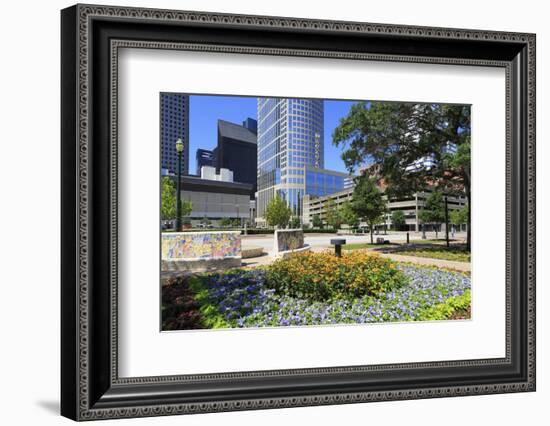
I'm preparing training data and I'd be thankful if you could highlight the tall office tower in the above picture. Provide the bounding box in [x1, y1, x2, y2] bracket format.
[160, 93, 189, 175]
[256, 98, 327, 222]
[214, 118, 258, 192]
[195, 149, 215, 175]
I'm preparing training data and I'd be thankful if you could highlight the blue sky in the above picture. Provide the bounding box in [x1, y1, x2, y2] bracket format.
[188, 95, 357, 173]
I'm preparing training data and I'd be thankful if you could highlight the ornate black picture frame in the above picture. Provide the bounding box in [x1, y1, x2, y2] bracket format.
[61, 4, 536, 421]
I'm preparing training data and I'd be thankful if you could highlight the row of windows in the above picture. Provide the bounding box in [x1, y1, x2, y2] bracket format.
[278, 188, 305, 216]
[306, 186, 342, 198]
[285, 168, 304, 176]
[306, 172, 345, 186]
[283, 177, 304, 185]
[288, 122, 321, 133]
[257, 166, 281, 191]
[305, 171, 345, 198]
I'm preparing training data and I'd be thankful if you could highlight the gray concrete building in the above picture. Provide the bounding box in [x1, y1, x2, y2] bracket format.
[303, 187, 467, 231]
[173, 174, 253, 226]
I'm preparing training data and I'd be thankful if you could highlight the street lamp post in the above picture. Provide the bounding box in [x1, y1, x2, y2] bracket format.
[444, 195, 450, 248]
[175, 138, 184, 232]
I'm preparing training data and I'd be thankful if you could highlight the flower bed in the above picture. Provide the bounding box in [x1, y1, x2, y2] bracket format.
[266, 251, 407, 301]
[162, 259, 471, 329]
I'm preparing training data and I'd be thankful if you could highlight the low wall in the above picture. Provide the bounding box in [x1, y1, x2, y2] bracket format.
[241, 246, 265, 259]
[274, 229, 306, 253]
[162, 231, 241, 272]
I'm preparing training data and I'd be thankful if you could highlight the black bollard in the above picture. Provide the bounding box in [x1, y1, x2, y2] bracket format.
[330, 238, 346, 257]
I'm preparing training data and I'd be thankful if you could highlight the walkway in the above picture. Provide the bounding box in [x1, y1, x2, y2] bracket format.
[242, 245, 470, 272]
[376, 252, 470, 272]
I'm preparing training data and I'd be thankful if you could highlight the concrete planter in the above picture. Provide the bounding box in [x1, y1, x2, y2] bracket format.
[273, 229, 310, 258]
[273, 244, 311, 259]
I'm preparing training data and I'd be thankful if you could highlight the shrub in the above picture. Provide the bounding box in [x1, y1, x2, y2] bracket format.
[304, 228, 337, 234]
[241, 228, 338, 235]
[417, 290, 471, 321]
[265, 251, 407, 301]
[161, 278, 203, 330]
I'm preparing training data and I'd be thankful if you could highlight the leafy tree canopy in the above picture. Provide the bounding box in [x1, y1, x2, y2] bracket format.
[161, 177, 192, 221]
[289, 216, 301, 229]
[450, 205, 469, 226]
[351, 176, 387, 243]
[340, 201, 360, 229]
[312, 214, 323, 229]
[220, 217, 233, 227]
[325, 199, 344, 230]
[265, 195, 292, 229]
[391, 210, 406, 230]
[332, 102, 471, 198]
[419, 191, 446, 238]
[419, 191, 445, 225]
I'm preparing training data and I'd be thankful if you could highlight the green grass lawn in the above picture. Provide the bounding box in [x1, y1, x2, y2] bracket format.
[342, 241, 470, 263]
[396, 247, 470, 263]
[409, 239, 459, 244]
[343, 243, 398, 250]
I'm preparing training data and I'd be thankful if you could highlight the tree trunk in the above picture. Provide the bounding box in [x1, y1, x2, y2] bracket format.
[370, 225, 374, 244]
[466, 190, 471, 251]
[463, 171, 471, 251]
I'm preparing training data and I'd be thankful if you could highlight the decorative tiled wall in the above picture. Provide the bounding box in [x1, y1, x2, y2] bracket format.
[162, 231, 241, 261]
[274, 229, 305, 253]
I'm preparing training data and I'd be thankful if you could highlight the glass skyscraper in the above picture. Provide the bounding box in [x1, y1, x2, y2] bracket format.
[257, 98, 348, 222]
[160, 93, 189, 175]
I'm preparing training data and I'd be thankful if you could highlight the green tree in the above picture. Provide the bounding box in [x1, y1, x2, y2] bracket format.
[391, 210, 406, 231]
[419, 191, 445, 239]
[312, 214, 323, 229]
[325, 199, 343, 230]
[449, 205, 469, 231]
[161, 177, 192, 221]
[220, 217, 232, 227]
[332, 101, 471, 249]
[351, 176, 387, 243]
[340, 201, 360, 230]
[265, 196, 292, 229]
[289, 216, 301, 229]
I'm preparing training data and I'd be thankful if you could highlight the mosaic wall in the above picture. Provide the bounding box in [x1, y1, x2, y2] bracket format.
[275, 229, 305, 253]
[162, 231, 241, 261]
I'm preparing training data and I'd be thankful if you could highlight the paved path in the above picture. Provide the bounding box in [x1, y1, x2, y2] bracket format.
[375, 252, 470, 272]
[242, 245, 470, 272]
[241, 254, 275, 268]
[241, 232, 467, 254]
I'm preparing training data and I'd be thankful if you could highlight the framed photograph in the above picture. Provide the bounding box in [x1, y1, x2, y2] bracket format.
[61, 4, 536, 421]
